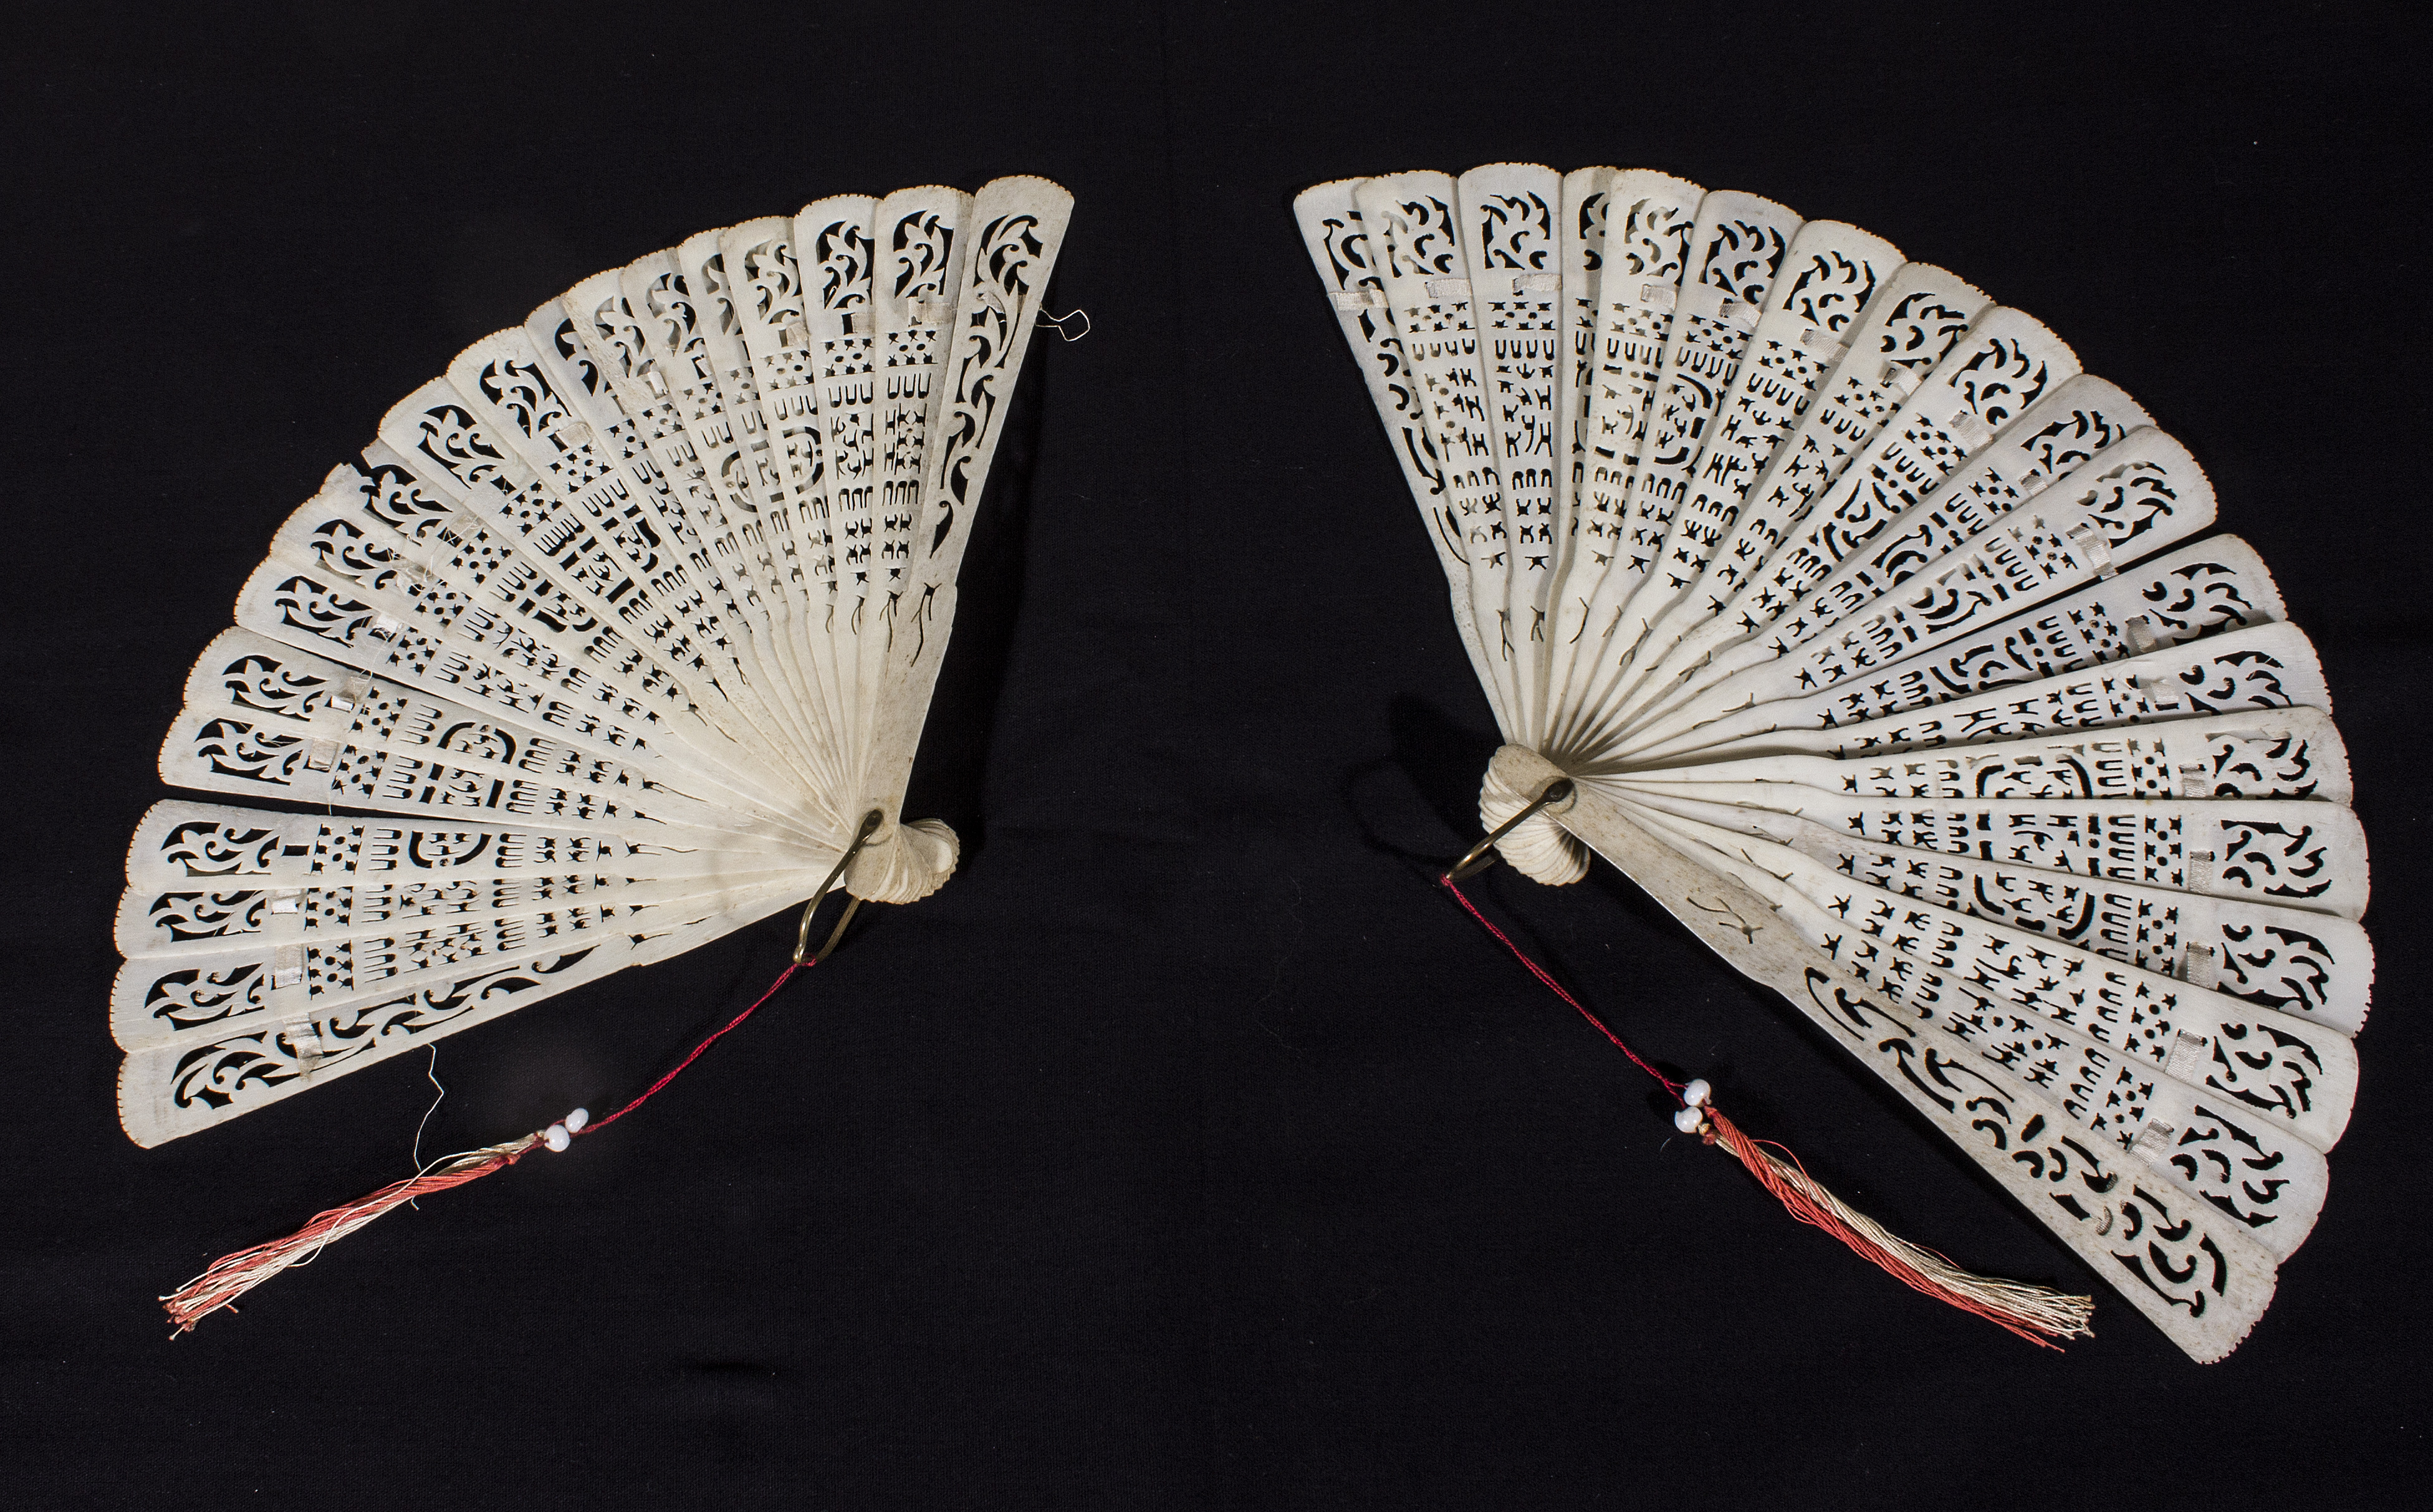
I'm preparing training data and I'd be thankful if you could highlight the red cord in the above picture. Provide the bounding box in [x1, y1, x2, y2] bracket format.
[582, 960, 806, 1136]
[1439, 876, 1684, 1099]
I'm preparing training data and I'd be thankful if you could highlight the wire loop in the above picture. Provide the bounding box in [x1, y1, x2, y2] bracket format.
[794, 810, 885, 964]
[1444, 777, 1576, 882]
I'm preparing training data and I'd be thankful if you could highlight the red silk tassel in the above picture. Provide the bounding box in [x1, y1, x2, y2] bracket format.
[162, 961, 807, 1335]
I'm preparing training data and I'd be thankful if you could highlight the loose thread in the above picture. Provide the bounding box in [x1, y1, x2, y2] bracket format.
[161, 958, 812, 1336]
[406, 1046, 446, 1208]
[1437, 874, 2093, 1347]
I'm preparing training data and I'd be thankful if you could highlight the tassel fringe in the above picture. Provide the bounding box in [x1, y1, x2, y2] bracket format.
[163, 1135, 543, 1335]
[1698, 1106, 2095, 1347]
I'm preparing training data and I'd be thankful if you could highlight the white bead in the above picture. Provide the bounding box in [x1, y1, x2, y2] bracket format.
[1682, 1079, 1712, 1108]
[544, 1123, 571, 1152]
[1674, 1108, 1707, 1134]
[564, 1107, 590, 1133]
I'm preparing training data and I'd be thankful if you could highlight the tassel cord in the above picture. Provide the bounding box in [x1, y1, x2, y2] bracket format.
[583, 962, 800, 1134]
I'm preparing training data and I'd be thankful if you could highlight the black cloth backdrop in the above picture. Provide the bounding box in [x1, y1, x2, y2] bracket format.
[6, 3, 2429, 1506]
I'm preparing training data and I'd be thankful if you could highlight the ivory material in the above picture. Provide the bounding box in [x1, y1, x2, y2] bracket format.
[115, 179, 1073, 1146]
[1305, 165, 2366, 1357]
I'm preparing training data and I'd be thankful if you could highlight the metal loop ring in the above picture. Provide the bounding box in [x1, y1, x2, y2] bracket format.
[1444, 778, 1576, 883]
[794, 809, 886, 964]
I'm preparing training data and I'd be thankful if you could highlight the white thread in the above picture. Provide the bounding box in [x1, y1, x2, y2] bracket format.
[407, 1047, 446, 1207]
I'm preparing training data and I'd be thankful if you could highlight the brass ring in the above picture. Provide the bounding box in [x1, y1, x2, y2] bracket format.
[1444, 778, 1576, 883]
[794, 809, 886, 964]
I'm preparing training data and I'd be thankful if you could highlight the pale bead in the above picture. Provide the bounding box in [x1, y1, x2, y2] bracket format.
[1674, 1107, 1708, 1134]
[543, 1122, 571, 1152]
[565, 1107, 590, 1133]
[1682, 1079, 1712, 1108]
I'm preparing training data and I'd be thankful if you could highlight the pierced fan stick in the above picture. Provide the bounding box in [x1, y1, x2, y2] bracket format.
[860, 185, 976, 734]
[1618, 425, 2222, 752]
[1601, 315, 2097, 737]
[118, 913, 755, 1146]
[798, 194, 884, 765]
[857, 177, 1075, 903]
[1638, 620, 2323, 765]
[164, 629, 820, 850]
[721, 213, 845, 752]
[1558, 171, 1704, 600]
[1622, 802, 2351, 1190]
[1356, 171, 1525, 732]
[575, 259, 823, 791]
[1616, 559, 2302, 766]
[1602, 707, 2351, 813]
[1546, 191, 1803, 744]
[1590, 265, 1992, 759]
[1606, 791, 2374, 1035]
[1620, 261, 1991, 667]
[1601, 218, 1894, 670]
[1553, 166, 1615, 543]
[439, 334, 789, 780]
[1454, 164, 1567, 741]
[1649, 785, 2369, 917]
[158, 788, 896, 1331]
[1295, 181, 1497, 702]
[1570, 220, 1906, 718]
[664, 227, 825, 763]
[110, 867, 809, 1054]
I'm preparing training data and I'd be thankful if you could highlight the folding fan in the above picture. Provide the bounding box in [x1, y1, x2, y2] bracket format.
[1296, 165, 2366, 1361]
[120, 176, 1073, 1326]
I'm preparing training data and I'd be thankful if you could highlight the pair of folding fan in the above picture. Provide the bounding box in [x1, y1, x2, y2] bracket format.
[119, 165, 2366, 1361]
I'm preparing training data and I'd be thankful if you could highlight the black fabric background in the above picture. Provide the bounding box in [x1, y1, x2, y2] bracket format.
[6, 3, 2429, 1505]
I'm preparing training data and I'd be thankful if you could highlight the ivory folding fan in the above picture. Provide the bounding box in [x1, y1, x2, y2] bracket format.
[1297, 164, 2367, 1361]
[118, 176, 1074, 1329]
